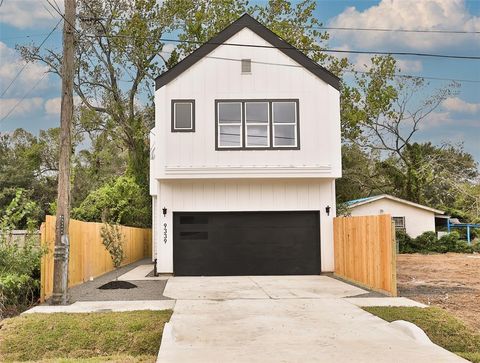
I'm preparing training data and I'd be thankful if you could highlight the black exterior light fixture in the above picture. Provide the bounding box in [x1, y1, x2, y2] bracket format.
[325, 205, 331, 216]
[162, 207, 167, 217]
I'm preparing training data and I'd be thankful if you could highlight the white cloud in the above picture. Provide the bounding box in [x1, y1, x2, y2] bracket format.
[442, 97, 480, 114]
[44, 96, 81, 115]
[0, 97, 43, 119]
[0, 42, 50, 97]
[352, 54, 422, 73]
[420, 111, 453, 129]
[0, 0, 63, 29]
[44, 97, 62, 115]
[329, 0, 480, 51]
[396, 59, 422, 73]
[159, 43, 176, 58]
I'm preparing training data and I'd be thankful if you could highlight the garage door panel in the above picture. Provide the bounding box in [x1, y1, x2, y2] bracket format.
[173, 211, 320, 276]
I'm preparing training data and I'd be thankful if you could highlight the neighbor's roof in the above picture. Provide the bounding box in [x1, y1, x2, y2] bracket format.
[346, 194, 445, 214]
[155, 13, 340, 91]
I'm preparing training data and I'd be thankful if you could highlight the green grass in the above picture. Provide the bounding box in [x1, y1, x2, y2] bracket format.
[364, 306, 480, 362]
[0, 310, 172, 362]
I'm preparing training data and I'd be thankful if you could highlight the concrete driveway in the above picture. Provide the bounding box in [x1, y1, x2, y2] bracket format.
[157, 276, 466, 363]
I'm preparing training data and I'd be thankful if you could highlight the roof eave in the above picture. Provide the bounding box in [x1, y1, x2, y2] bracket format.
[348, 194, 445, 214]
[155, 13, 340, 91]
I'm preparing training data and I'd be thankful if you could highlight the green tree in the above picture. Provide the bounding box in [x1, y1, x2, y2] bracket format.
[72, 176, 150, 227]
[19, 0, 174, 190]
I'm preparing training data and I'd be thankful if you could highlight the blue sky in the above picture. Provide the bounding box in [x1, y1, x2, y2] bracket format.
[0, 0, 479, 160]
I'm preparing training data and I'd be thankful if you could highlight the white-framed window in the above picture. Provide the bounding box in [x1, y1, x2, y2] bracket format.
[245, 102, 269, 147]
[217, 102, 242, 148]
[393, 216, 406, 230]
[272, 101, 297, 147]
[216, 99, 299, 150]
[172, 100, 195, 132]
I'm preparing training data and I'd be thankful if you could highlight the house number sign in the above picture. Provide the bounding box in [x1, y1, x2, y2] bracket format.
[163, 223, 167, 244]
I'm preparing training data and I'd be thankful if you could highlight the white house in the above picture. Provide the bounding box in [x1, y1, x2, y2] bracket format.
[150, 14, 341, 276]
[347, 194, 445, 238]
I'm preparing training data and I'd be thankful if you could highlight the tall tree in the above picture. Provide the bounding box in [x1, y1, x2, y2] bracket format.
[19, 0, 175, 190]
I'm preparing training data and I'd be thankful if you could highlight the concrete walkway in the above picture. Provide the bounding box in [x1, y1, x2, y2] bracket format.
[157, 276, 466, 363]
[24, 300, 175, 314]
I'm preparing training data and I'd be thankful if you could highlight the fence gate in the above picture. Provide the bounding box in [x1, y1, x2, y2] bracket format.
[333, 214, 397, 296]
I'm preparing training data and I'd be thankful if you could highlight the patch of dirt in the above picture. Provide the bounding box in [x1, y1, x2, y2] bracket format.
[398, 253, 480, 332]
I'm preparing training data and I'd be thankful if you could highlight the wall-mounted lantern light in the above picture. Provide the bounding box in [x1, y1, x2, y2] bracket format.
[325, 205, 331, 216]
[162, 207, 167, 216]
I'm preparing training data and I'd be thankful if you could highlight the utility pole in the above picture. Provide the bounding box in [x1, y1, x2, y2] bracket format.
[52, 0, 76, 305]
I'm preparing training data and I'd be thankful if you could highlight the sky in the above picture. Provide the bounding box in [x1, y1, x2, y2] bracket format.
[0, 0, 479, 161]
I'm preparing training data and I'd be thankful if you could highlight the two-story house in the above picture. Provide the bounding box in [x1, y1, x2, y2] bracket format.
[150, 14, 341, 276]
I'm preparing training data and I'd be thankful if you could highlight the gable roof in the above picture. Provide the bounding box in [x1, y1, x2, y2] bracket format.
[346, 194, 445, 215]
[155, 14, 340, 91]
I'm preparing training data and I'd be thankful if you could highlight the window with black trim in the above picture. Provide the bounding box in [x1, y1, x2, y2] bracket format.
[216, 99, 298, 150]
[172, 100, 195, 132]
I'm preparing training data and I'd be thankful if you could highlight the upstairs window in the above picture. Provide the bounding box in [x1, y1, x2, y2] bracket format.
[245, 102, 269, 147]
[273, 102, 297, 147]
[216, 99, 299, 150]
[172, 100, 195, 132]
[218, 102, 242, 147]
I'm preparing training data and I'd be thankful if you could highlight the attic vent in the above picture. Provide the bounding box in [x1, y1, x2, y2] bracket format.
[241, 59, 251, 74]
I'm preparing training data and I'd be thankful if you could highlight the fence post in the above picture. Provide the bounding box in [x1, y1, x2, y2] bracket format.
[391, 220, 398, 296]
[40, 222, 46, 303]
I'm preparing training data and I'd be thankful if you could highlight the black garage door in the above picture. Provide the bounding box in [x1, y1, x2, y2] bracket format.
[173, 211, 320, 276]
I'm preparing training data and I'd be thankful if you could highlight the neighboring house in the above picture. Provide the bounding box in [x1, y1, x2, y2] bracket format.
[150, 14, 341, 276]
[346, 194, 445, 238]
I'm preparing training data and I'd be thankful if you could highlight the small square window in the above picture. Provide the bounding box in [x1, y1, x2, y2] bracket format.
[172, 100, 195, 132]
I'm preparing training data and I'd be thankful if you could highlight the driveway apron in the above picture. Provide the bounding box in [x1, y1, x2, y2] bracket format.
[157, 276, 467, 363]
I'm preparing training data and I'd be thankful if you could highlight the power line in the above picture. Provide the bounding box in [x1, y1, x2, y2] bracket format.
[0, 73, 48, 123]
[296, 26, 480, 35]
[158, 50, 480, 84]
[0, 19, 61, 97]
[157, 37, 480, 60]
[82, 34, 480, 60]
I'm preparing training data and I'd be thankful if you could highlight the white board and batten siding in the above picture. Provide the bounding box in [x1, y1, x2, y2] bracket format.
[150, 27, 341, 182]
[154, 179, 336, 273]
[151, 25, 341, 273]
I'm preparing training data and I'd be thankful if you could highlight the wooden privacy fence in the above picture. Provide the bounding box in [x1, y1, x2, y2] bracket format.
[333, 214, 397, 296]
[40, 215, 152, 302]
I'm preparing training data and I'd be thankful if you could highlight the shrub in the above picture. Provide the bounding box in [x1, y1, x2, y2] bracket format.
[396, 230, 479, 254]
[0, 274, 39, 317]
[72, 176, 150, 227]
[396, 230, 415, 253]
[412, 231, 437, 252]
[0, 189, 44, 318]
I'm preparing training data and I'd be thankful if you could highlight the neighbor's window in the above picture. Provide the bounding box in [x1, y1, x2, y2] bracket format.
[392, 216, 406, 230]
[216, 99, 299, 149]
[172, 100, 195, 132]
[218, 102, 242, 147]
